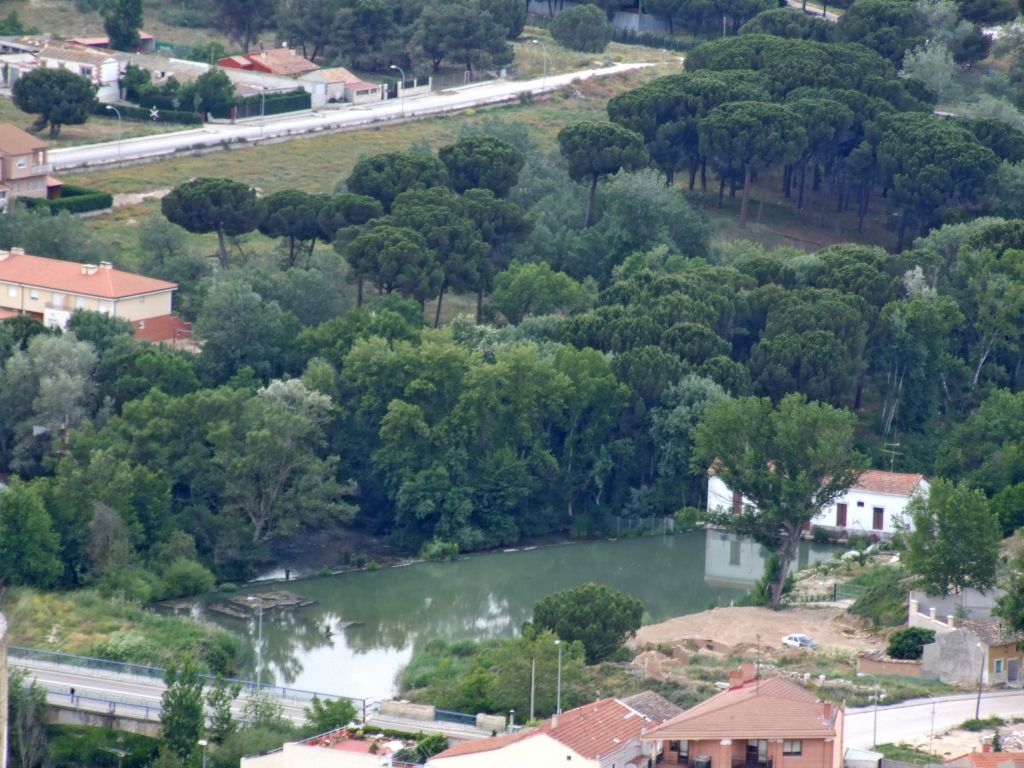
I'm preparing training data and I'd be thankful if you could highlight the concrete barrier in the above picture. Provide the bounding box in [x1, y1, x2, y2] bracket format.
[379, 700, 436, 721]
[476, 713, 506, 733]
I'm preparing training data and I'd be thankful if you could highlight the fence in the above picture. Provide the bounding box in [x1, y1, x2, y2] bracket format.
[791, 582, 867, 603]
[431, 66, 518, 92]
[435, 709, 477, 727]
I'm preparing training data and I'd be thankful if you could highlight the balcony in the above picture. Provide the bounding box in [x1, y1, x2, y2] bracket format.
[32, 163, 50, 174]
[733, 758, 772, 768]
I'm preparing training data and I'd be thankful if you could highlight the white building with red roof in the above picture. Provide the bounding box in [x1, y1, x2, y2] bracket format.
[427, 696, 672, 768]
[0, 247, 190, 343]
[708, 468, 929, 537]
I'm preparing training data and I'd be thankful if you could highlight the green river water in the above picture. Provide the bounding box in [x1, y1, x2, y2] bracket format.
[201, 530, 836, 701]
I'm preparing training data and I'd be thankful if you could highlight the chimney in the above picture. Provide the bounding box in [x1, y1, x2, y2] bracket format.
[552, 713, 558, 729]
[10, 246, 24, 256]
[823, 702, 833, 722]
[81, 264, 99, 276]
[99, 261, 112, 270]
[948, 615, 957, 628]
[983, 743, 992, 753]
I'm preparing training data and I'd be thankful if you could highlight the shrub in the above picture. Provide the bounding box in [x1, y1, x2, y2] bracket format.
[161, 557, 216, 598]
[551, 4, 612, 52]
[886, 627, 936, 660]
[421, 538, 460, 561]
[21, 184, 113, 215]
[848, 566, 908, 627]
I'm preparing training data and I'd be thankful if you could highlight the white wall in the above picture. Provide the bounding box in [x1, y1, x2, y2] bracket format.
[428, 734, 597, 768]
[708, 475, 926, 536]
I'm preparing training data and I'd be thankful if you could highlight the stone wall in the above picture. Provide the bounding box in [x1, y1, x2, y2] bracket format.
[856, 652, 923, 678]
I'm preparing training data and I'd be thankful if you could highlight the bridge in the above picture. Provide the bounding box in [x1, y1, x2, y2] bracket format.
[9, 646, 376, 737]
[9, 646, 495, 740]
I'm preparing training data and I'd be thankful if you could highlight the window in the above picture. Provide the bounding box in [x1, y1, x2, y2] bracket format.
[98, 301, 110, 314]
[7, 285, 15, 298]
[730, 539, 741, 566]
[75, 296, 85, 309]
[873, 507, 884, 530]
[836, 503, 847, 527]
[51, 291, 64, 305]
[996, 659, 1004, 673]
[783, 741, 802, 756]
[29, 289, 38, 300]
[15, 158, 25, 169]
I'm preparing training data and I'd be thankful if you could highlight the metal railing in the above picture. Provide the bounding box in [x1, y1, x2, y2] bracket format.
[435, 709, 477, 726]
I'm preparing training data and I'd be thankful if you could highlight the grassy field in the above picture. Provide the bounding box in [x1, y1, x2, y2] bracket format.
[1, 586, 245, 673]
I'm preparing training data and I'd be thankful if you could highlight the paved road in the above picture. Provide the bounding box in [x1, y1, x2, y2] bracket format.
[845, 690, 1024, 749]
[50, 63, 653, 172]
[12, 656, 339, 725]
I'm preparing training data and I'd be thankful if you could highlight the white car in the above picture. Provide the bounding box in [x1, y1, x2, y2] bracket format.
[781, 633, 818, 649]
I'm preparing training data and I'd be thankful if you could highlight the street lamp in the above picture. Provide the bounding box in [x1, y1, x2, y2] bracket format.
[530, 39, 548, 93]
[198, 739, 208, 768]
[976, 643, 986, 720]
[555, 638, 562, 715]
[105, 104, 122, 159]
[389, 65, 406, 117]
[259, 88, 268, 137]
[247, 595, 264, 689]
[871, 687, 885, 747]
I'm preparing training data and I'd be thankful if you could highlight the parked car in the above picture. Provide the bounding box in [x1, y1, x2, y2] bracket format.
[781, 633, 818, 648]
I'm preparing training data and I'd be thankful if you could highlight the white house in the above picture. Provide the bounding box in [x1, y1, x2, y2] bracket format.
[427, 696, 674, 768]
[38, 44, 119, 102]
[708, 468, 929, 537]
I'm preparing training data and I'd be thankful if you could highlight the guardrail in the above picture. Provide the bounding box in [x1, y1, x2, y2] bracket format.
[10, 645, 377, 719]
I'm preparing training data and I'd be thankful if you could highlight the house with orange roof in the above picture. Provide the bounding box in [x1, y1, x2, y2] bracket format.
[0, 123, 61, 210]
[947, 750, 1024, 768]
[218, 46, 319, 78]
[708, 468, 929, 537]
[0, 247, 189, 343]
[426, 695, 677, 768]
[644, 664, 843, 768]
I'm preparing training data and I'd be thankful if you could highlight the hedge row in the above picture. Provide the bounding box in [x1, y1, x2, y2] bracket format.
[94, 102, 203, 125]
[21, 185, 113, 214]
[216, 88, 312, 119]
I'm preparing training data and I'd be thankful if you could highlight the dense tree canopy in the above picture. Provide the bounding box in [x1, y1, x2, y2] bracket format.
[12, 67, 97, 137]
[532, 583, 644, 663]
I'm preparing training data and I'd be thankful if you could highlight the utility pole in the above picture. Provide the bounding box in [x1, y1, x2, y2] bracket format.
[530, 658, 536, 722]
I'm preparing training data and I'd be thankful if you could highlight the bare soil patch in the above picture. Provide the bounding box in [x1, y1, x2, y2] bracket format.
[633, 605, 885, 654]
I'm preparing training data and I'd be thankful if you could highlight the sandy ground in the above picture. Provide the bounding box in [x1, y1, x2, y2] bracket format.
[633, 605, 885, 653]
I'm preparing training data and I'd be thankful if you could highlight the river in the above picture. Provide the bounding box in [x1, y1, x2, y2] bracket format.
[200, 530, 837, 702]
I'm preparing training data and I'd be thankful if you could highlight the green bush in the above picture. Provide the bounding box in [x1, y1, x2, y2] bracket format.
[161, 557, 216, 598]
[961, 716, 1006, 731]
[550, 4, 613, 52]
[46, 725, 160, 768]
[421, 538, 460, 561]
[886, 627, 936, 659]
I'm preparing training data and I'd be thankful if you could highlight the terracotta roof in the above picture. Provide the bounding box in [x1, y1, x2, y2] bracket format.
[948, 753, 1024, 768]
[0, 123, 48, 155]
[220, 48, 318, 76]
[621, 691, 685, 723]
[346, 81, 380, 91]
[647, 676, 838, 741]
[959, 619, 1022, 648]
[307, 66, 358, 84]
[0, 251, 176, 299]
[434, 698, 662, 762]
[40, 44, 114, 64]
[431, 728, 534, 759]
[132, 315, 190, 343]
[0, 308, 18, 320]
[852, 470, 925, 496]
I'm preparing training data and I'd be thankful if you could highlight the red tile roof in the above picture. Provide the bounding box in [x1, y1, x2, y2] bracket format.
[948, 753, 1024, 768]
[648, 676, 838, 741]
[218, 48, 318, 76]
[433, 698, 660, 762]
[0, 252, 176, 299]
[852, 470, 926, 496]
